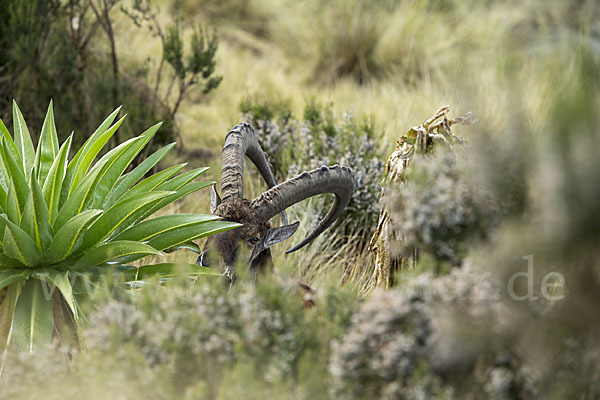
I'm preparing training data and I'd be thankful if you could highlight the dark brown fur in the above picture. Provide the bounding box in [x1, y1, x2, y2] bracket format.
[206, 189, 315, 306]
[204, 198, 271, 276]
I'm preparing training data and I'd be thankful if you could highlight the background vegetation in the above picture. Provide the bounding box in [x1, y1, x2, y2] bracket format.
[1, 0, 599, 398]
[0, 0, 221, 154]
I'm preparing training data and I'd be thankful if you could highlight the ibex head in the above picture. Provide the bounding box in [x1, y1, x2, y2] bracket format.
[200, 123, 354, 281]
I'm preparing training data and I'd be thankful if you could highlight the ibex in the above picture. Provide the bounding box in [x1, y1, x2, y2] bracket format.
[199, 123, 354, 282]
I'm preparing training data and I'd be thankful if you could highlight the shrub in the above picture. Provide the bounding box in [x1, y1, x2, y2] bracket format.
[329, 264, 535, 399]
[388, 150, 498, 266]
[0, 343, 173, 400]
[0, 101, 239, 353]
[87, 279, 242, 393]
[84, 275, 359, 398]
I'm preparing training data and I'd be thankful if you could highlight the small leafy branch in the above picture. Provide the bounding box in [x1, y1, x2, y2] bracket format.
[122, 1, 222, 152]
[163, 25, 222, 119]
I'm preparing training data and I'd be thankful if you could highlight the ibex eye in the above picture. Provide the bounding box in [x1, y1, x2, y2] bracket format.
[197, 250, 209, 267]
[247, 237, 260, 245]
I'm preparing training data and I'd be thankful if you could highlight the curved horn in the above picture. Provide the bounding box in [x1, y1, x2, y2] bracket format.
[220, 123, 287, 224]
[250, 165, 354, 253]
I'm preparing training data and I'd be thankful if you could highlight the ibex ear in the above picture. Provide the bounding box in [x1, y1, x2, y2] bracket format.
[264, 222, 300, 248]
[210, 185, 221, 214]
[249, 222, 300, 262]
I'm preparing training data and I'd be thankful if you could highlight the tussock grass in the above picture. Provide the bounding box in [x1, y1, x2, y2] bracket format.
[272, 201, 373, 289]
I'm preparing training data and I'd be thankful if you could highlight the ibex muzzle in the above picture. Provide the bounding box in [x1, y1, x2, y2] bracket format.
[199, 123, 354, 281]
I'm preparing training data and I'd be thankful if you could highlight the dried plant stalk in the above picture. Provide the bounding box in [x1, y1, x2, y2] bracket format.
[366, 106, 473, 291]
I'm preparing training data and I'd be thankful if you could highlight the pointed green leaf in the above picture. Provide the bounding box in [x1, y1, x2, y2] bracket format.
[0, 119, 11, 191]
[163, 241, 202, 254]
[0, 131, 22, 194]
[6, 179, 22, 224]
[33, 270, 77, 318]
[12, 278, 54, 352]
[115, 213, 220, 242]
[125, 262, 221, 281]
[0, 214, 6, 245]
[88, 122, 162, 209]
[147, 220, 241, 251]
[0, 119, 26, 176]
[119, 163, 187, 202]
[53, 164, 104, 231]
[60, 111, 124, 207]
[0, 118, 9, 138]
[72, 241, 161, 270]
[0, 184, 6, 212]
[20, 190, 36, 243]
[0, 215, 42, 266]
[75, 116, 133, 195]
[0, 154, 7, 194]
[52, 289, 80, 349]
[72, 113, 125, 188]
[54, 134, 140, 231]
[82, 192, 173, 249]
[104, 143, 176, 208]
[45, 209, 103, 264]
[20, 175, 53, 251]
[0, 253, 25, 269]
[0, 140, 29, 213]
[139, 180, 215, 221]
[0, 283, 22, 351]
[3, 228, 20, 263]
[35, 101, 60, 184]
[68, 108, 121, 178]
[0, 269, 32, 290]
[12, 101, 36, 175]
[43, 135, 72, 223]
[156, 167, 210, 191]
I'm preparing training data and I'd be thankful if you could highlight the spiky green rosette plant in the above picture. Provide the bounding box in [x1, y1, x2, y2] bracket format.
[0, 101, 239, 352]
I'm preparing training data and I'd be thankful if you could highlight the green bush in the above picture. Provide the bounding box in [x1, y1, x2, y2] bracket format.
[0, 101, 239, 353]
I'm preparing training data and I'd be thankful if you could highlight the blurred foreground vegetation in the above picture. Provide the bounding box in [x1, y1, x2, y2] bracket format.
[1, 0, 600, 399]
